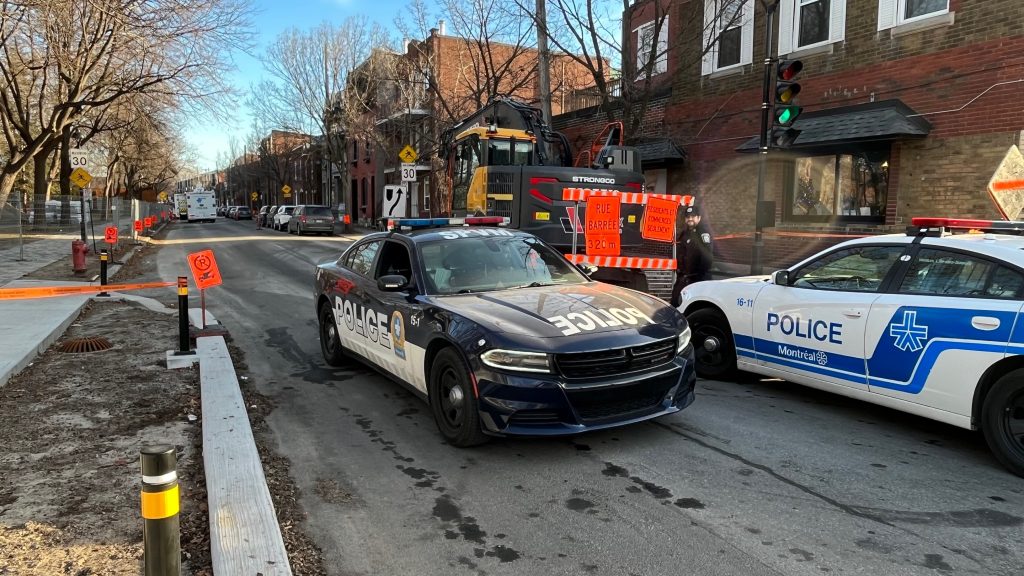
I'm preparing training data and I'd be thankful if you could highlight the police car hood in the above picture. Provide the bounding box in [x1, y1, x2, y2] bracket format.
[431, 282, 681, 340]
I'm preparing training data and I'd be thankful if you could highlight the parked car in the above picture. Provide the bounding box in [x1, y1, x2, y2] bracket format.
[235, 206, 252, 220]
[258, 205, 271, 226]
[273, 205, 295, 230]
[264, 205, 279, 228]
[288, 205, 335, 236]
[226, 206, 238, 219]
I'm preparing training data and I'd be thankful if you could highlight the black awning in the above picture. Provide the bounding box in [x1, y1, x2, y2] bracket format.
[636, 137, 687, 168]
[736, 99, 932, 152]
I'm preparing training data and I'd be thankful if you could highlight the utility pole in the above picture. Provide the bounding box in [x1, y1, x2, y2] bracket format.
[536, 0, 553, 131]
[751, 0, 779, 275]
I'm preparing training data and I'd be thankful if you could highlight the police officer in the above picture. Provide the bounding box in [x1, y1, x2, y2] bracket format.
[671, 203, 713, 307]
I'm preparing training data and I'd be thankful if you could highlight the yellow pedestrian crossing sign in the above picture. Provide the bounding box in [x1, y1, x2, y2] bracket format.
[251, 192, 258, 201]
[70, 167, 92, 188]
[282, 184, 292, 197]
[398, 145, 418, 164]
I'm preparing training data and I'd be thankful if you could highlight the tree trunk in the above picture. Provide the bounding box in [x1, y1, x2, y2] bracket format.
[60, 126, 72, 227]
[33, 151, 50, 228]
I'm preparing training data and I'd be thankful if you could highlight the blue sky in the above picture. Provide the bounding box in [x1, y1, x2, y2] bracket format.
[183, 0, 408, 171]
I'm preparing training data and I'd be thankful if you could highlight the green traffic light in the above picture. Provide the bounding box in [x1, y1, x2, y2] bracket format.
[778, 108, 793, 124]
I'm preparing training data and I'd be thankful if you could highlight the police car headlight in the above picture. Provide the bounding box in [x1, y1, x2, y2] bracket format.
[480, 349, 552, 373]
[677, 325, 692, 354]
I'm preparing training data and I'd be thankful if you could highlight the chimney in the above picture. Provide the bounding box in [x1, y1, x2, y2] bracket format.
[430, 27, 438, 37]
[438, 19, 446, 36]
[403, 37, 410, 52]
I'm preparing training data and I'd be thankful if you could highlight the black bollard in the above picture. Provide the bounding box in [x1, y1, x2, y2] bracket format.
[141, 445, 181, 576]
[98, 249, 109, 297]
[175, 277, 192, 356]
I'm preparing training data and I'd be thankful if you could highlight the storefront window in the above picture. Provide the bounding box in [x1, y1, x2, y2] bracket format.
[788, 148, 889, 222]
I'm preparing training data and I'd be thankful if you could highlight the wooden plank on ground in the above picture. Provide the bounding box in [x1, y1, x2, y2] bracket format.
[199, 335, 292, 575]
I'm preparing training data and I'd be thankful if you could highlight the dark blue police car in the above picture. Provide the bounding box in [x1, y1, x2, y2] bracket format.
[314, 217, 696, 446]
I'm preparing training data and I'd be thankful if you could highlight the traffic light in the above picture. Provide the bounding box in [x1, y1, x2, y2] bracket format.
[772, 59, 803, 148]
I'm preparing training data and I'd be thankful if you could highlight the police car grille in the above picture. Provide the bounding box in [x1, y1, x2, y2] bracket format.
[555, 338, 676, 379]
[508, 410, 562, 425]
[566, 373, 677, 421]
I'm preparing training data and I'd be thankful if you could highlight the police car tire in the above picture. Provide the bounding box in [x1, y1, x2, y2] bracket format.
[686, 308, 738, 380]
[981, 371, 1024, 477]
[429, 347, 488, 447]
[318, 302, 346, 367]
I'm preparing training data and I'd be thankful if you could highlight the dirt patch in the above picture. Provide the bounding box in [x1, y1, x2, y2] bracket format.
[0, 300, 208, 575]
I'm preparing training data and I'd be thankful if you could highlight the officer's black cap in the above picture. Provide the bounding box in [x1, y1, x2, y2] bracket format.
[685, 204, 701, 216]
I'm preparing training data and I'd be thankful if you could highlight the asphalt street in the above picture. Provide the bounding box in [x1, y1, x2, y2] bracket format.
[150, 218, 1023, 576]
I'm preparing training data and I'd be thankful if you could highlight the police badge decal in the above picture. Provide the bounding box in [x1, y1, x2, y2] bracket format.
[391, 311, 407, 359]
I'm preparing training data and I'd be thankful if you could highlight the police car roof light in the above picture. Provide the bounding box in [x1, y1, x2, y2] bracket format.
[910, 217, 1024, 234]
[387, 216, 510, 231]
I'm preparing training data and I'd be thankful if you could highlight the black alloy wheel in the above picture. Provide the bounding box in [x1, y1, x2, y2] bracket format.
[429, 348, 488, 447]
[318, 301, 346, 366]
[686, 308, 738, 380]
[982, 369, 1024, 477]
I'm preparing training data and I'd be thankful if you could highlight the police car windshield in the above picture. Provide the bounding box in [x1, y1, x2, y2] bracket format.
[420, 235, 587, 295]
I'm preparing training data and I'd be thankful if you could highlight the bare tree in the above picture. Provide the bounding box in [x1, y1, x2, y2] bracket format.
[250, 17, 390, 220]
[516, 0, 744, 143]
[0, 0, 253, 209]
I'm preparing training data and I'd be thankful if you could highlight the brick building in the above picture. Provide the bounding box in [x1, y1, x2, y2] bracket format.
[555, 0, 1024, 272]
[225, 130, 323, 209]
[347, 23, 596, 224]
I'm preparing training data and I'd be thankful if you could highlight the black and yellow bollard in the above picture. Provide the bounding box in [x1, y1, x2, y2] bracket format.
[174, 277, 192, 356]
[97, 249, 109, 297]
[141, 445, 181, 576]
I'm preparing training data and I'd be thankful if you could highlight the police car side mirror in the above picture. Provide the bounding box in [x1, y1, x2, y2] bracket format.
[378, 275, 409, 292]
[771, 270, 791, 286]
[578, 263, 599, 277]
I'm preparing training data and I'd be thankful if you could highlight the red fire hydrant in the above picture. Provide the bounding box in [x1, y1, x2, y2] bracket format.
[71, 239, 89, 274]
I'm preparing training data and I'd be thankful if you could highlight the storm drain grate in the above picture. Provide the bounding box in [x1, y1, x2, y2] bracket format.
[58, 336, 113, 353]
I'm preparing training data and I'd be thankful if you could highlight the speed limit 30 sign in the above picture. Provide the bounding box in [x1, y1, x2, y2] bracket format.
[400, 163, 417, 182]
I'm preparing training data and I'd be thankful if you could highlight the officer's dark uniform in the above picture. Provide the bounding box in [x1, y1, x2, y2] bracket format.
[671, 205, 713, 307]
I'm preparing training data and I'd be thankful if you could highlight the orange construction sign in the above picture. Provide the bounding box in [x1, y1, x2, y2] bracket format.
[144, 217, 153, 228]
[104, 226, 118, 244]
[642, 196, 677, 242]
[585, 195, 620, 256]
[187, 249, 222, 291]
[0, 281, 175, 300]
[133, 220, 143, 232]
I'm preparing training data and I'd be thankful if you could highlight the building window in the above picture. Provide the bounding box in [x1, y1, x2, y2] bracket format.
[797, 0, 829, 47]
[901, 0, 948, 22]
[878, 0, 949, 30]
[634, 17, 668, 77]
[786, 148, 889, 223]
[717, 0, 743, 68]
[703, 0, 752, 74]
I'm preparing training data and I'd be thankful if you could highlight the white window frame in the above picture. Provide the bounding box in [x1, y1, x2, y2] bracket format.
[778, 0, 845, 56]
[878, 0, 951, 31]
[702, 0, 753, 75]
[896, 0, 949, 25]
[794, 0, 830, 50]
[634, 17, 669, 77]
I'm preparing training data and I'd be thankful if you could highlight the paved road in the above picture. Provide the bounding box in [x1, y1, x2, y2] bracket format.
[151, 219, 1024, 576]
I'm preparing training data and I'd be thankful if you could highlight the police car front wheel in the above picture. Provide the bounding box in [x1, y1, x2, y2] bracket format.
[319, 302, 346, 367]
[686, 308, 738, 380]
[981, 370, 1024, 478]
[429, 348, 488, 447]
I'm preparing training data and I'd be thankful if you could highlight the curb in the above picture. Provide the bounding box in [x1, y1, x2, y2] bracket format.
[197, 335, 293, 575]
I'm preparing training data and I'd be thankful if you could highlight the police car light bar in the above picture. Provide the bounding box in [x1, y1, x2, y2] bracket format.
[387, 216, 510, 231]
[911, 217, 1024, 232]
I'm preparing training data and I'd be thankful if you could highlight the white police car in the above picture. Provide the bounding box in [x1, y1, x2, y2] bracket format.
[315, 217, 696, 446]
[680, 217, 1024, 477]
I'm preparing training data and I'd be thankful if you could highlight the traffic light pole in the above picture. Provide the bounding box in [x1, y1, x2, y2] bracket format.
[752, 0, 779, 276]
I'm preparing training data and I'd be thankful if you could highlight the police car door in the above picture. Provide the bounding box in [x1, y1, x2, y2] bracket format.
[753, 245, 907, 392]
[865, 246, 1024, 416]
[363, 239, 428, 394]
[334, 239, 383, 363]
